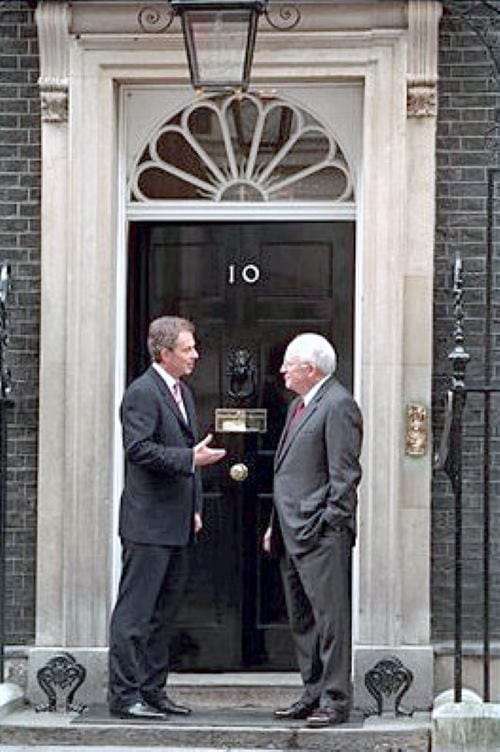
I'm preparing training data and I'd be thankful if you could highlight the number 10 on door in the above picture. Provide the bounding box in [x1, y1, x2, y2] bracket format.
[227, 263, 261, 285]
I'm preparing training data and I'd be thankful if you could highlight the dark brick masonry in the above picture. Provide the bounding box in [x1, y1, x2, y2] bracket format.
[432, 1, 500, 640]
[0, 0, 40, 644]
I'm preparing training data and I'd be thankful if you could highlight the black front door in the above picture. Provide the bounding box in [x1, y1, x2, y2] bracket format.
[127, 220, 355, 670]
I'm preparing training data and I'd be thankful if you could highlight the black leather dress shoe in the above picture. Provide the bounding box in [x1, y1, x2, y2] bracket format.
[110, 700, 169, 720]
[145, 695, 192, 715]
[274, 697, 319, 720]
[306, 707, 349, 727]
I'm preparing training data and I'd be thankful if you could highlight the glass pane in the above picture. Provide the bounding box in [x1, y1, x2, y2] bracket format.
[269, 166, 351, 202]
[130, 92, 354, 203]
[187, 11, 249, 85]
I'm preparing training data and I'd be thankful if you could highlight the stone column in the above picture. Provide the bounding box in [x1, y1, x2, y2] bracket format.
[402, 0, 441, 645]
[35, 0, 70, 646]
[35, 0, 113, 649]
[353, 1, 441, 711]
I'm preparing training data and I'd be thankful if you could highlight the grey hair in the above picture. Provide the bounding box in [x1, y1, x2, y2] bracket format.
[147, 316, 194, 362]
[285, 332, 337, 376]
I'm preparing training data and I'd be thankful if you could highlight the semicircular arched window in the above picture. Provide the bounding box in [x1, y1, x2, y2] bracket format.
[129, 93, 354, 204]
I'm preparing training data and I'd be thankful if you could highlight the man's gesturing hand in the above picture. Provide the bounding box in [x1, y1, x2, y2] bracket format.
[263, 526, 272, 553]
[193, 433, 226, 467]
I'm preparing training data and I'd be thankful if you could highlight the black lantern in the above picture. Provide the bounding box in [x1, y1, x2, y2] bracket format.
[171, 0, 267, 91]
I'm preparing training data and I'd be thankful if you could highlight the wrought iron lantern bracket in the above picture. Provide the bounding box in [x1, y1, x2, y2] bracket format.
[138, 2, 301, 91]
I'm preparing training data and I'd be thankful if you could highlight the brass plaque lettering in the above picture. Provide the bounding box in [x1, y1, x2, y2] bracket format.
[215, 408, 267, 433]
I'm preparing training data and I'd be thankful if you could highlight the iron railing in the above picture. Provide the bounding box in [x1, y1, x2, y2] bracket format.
[436, 256, 500, 702]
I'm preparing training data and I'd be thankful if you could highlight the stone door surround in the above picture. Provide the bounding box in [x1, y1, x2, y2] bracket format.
[34, 0, 440, 711]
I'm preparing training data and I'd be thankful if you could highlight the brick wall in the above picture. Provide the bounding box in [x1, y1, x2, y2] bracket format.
[0, 0, 40, 644]
[432, 1, 500, 640]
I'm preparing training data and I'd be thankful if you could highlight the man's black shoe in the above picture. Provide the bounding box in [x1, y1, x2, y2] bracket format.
[306, 706, 349, 727]
[144, 695, 192, 715]
[274, 697, 319, 720]
[110, 700, 169, 720]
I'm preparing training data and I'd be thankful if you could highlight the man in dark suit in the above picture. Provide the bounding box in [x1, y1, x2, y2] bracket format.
[108, 316, 225, 720]
[264, 333, 362, 727]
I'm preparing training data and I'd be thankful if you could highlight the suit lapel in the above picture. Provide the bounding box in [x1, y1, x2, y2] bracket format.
[148, 367, 195, 438]
[180, 381, 198, 435]
[274, 377, 334, 470]
[275, 401, 317, 469]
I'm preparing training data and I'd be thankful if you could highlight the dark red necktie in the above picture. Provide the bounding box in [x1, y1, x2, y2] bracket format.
[290, 399, 305, 423]
[282, 399, 305, 441]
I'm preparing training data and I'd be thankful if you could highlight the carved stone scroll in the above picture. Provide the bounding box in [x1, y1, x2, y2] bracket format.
[35, 1, 70, 123]
[406, 1, 441, 118]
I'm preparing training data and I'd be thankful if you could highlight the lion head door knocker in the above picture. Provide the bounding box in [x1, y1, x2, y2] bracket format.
[227, 348, 256, 404]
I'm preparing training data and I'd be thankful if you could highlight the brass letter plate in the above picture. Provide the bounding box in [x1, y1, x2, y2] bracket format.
[215, 408, 267, 433]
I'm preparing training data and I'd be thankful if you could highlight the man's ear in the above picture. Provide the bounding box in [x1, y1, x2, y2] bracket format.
[159, 347, 170, 366]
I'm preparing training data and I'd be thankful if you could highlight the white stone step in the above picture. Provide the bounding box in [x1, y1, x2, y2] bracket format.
[0, 705, 431, 751]
[168, 672, 302, 707]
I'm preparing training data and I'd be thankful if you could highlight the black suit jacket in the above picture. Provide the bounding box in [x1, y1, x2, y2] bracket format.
[271, 376, 363, 556]
[118, 366, 202, 546]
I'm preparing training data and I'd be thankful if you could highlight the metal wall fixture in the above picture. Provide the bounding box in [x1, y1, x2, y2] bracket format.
[138, 1, 301, 91]
[405, 403, 427, 457]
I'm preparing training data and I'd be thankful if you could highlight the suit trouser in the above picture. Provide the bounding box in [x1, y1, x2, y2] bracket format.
[280, 526, 352, 712]
[108, 540, 189, 707]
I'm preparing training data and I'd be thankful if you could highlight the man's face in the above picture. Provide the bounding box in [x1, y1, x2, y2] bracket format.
[160, 330, 199, 379]
[280, 348, 314, 396]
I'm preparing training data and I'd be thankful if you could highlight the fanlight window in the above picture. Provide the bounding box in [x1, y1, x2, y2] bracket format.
[129, 93, 354, 203]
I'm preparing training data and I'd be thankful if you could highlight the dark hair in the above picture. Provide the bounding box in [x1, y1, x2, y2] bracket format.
[147, 316, 195, 362]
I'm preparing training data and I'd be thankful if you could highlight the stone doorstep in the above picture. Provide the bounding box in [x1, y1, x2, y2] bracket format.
[168, 673, 302, 707]
[0, 706, 431, 752]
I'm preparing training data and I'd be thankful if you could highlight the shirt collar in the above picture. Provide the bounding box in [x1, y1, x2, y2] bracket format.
[152, 361, 178, 392]
[303, 374, 330, 406]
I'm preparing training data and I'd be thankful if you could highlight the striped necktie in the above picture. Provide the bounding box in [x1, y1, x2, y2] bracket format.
[172, 381, 188, 422]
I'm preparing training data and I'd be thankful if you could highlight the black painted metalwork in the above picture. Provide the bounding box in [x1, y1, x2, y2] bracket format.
[264, 2, 301, 30]
[137, 4, 176, 32]
[436, 258, 471, 702]
[442, 1, 500, 78]
[448, 256, 469, 704]
[227, 347, 256, 403]
[0, 263, 12, 684]
[436, 251, 500, 703]
[137, 1, 302, 90]
[364, 656, 414, 716]
[35, 653, 87, 713]
[171, 0, 267, 91]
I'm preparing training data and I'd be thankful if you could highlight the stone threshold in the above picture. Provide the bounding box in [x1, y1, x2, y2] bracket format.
[169, 672, 302, 686]
[0, 705, 431, 751]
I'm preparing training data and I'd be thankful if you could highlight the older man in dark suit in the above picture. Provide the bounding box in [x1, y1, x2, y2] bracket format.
[108, 316, 225, 720]
[264, 333, 362, 727]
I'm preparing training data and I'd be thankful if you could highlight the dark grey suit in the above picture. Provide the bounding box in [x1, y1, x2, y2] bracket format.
[271, 376, 362, 714]
[109, 366, 201, 709]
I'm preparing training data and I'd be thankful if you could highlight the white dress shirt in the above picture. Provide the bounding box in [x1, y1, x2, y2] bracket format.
[152, 362, 188, 422]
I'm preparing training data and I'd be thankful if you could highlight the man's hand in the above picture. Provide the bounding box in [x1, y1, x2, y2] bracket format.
[194, 512, 203, 535]
[263, 525, 272, 553]
[193, 433, 226, 467]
